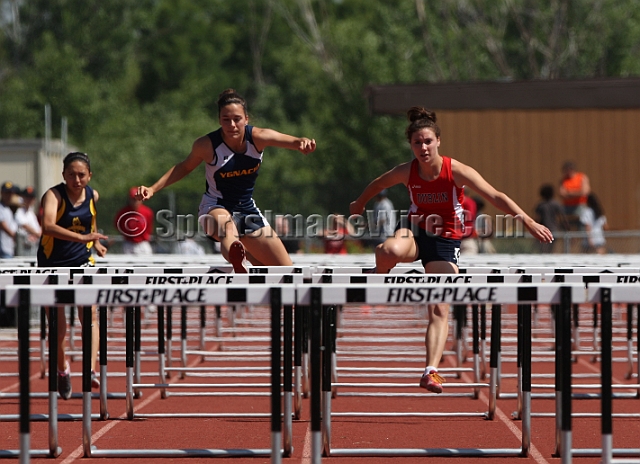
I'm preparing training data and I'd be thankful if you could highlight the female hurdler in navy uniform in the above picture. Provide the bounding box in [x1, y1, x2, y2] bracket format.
[136, 89, 316, 271]
[38, 152, 108, 399]
[350, 107, 553, 394]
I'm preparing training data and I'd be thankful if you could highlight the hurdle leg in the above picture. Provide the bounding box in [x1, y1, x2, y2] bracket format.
[68, 306, 76, 362]
[488, 304, 500, 420]
[495, 304, 502, 398]
[515, 304, 523, 420]
[472, 304, 480, 399]
[180, 305, 187, 379]
[591, 303, 599, 363]
[302, 305, 310, 398]
[18, 289, 31, 463]
[636, 304, 640, 398]
[283, 304, 293, 457]
[134, 306, 143, 397]
[166, 306, 173, 376]
[125, 306, 135, 420]
[98, 306, 109, 420]
[322, 304, 333, 458]
[294, 304, 303, 419]
[157, 306, 167, 398]
[330, 306, 338, 398]
[199, 305, 206, 354]
[600, 288, 613, 464]
[82, 306, 93, 457]
[521, 303, 532, 456]
[47, 306, 61, 457]
[554, 303, 562, 457]
[626, 303, 634, 380]
[39, 307, 46, 379]
[214, 305, 222, 347]
[229, 305, 236, 334]
[572, 303, 580, 362]
[480, 304, 487, 379]
[310, 289, 323, 462]
[560, 289, 573, 462]
[453, 305, 465, 371]
[270, 289, 283, 464]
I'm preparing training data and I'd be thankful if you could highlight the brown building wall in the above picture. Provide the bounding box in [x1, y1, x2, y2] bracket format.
[433, 109, 640, 230]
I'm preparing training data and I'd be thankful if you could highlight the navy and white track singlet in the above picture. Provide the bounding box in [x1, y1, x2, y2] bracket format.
[37, 183, 97, 267]
[198, 125, 267, 223]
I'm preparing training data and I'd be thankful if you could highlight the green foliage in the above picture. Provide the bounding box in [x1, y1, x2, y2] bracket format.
[1, 0, 639, 231]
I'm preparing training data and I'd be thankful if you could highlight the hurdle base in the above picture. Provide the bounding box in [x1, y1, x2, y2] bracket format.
[0, 449, 53, 458]
[572, 448, 640, 457]
[328, 447, 527, 457]
[88, 448, 275, 458]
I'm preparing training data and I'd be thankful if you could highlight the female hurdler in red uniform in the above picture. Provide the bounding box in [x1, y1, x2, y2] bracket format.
[350, 107, 553, 393]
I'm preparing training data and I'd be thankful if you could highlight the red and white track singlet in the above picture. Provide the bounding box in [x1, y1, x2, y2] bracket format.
[406, 156, 466, 240]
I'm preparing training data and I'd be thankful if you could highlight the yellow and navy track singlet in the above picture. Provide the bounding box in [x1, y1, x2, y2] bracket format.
[201, 125, 262, 212]
[37, 183, 97, 267]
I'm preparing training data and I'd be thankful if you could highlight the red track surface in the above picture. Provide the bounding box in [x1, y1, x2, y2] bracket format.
[1, 302, 639, 464]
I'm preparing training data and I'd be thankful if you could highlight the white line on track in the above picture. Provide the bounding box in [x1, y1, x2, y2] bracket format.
[1, 372, 41, 393]
[60, 353, 211, 464]
[299, 369, 553, 464]
[301, 424, 312, 463]
[461, 371, 551, 464]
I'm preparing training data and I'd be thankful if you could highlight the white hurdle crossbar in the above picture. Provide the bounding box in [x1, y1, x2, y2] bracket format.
[297, 282, 585, 461]
[5, 284, 295, 463]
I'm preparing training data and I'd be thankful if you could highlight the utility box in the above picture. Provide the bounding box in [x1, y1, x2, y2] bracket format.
[0, 139, 78, 197]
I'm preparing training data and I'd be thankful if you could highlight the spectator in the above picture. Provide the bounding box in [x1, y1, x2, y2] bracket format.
[275, 215, 301, 254]
[534, 184, 568, 254]
[15, 186, 42, 256]
[322, 214, 355, 254]
[0, 181, 19, 259]
[372, 189, 396, 245]
[558, 161, 590, 230]
[471, 196, 496, 254]
[115, 187, 155, 255]
[177, 238, 206, 255]
[580, 193, 608, 254]
[460, 190, 478, 255]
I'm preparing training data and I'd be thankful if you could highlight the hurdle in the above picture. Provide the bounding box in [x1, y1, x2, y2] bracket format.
[561, 284, 640, 464]
[4, 283, 295, 462]
[83, 271, 302, 425]
[298, 282, 585, 459]
[309, 272, 542, 405]
[551, 274, 638, 376]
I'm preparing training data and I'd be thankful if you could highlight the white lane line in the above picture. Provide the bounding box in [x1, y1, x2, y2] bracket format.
[1, 372, 41, 393]
[300, 423, 312, 463]
[60, 348, 216, 463]
[461, 371, 551, 464]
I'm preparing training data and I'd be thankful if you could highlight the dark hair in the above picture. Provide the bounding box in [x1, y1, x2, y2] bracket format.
[562, 160, 576, 172]
[587, 193, 604, 219]
[539, 184, 554, 201]
[405, 106, 441, 141]
[217, 89, 247, 116]
[63, 152, 91, 171]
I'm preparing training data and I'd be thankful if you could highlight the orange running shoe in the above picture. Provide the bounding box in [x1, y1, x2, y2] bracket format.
[419, 370, 446, 394]
[229, 240, 248, 273]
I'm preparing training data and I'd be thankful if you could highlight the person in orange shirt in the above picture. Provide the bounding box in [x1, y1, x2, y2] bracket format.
[558, 161, 590, 230]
